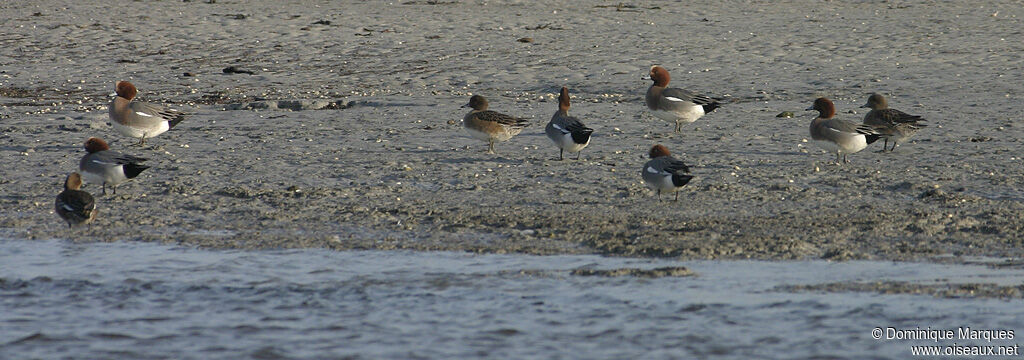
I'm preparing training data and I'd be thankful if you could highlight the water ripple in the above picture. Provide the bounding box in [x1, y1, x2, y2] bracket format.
[3, 239, 1024, 359]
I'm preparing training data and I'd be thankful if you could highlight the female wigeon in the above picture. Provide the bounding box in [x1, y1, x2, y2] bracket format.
[462, 95, 531, 154]
[861, 93, 928, 152]
[55, 172, 97, 227]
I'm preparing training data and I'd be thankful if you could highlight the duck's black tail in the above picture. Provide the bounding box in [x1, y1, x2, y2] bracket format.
[168, 114, 186, 129]
[702, 102, 721, 113]
[571, 128, 594, 145]
[672, 174, 694, 187]
[124, 164, 150, 179]
[856, 124, 884, 145]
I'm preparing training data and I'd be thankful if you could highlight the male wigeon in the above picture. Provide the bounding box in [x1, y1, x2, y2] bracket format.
[55, 172, 97, 227]
[806, 98, 883, 164]
[109, 81, 186, 146]
[545, 87, 594, 160]
[645, 66, 721, 132]
[861, 93, 928, 152]
[641, 144, 693, 201]
[462, 95, 531, 154]
[79, 137, 150, 195]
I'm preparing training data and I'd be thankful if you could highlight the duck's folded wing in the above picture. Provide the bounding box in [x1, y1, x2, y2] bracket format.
[131, 101, 184, 120]
[478, 111, 529, 127]
[662, 88, 715, 106]
[879, 109, 925, 125]
[663, 159, 690, 174]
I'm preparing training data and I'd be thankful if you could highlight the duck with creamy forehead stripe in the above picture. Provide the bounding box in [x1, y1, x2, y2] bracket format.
[861, 93, 928, 152]
[79, 137, 150, 195]
[55, 172, 97, 227]
[546, 87, 594, 160]
[461, 95, 531, 154]
[645, 66, 722, 132]
[109, 81, 187, 146]
[641, 144, 693, 201]
[806, 97, 883, 164]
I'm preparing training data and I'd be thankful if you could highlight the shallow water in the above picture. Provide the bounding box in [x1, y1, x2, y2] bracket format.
[2, 239, 1024, 359]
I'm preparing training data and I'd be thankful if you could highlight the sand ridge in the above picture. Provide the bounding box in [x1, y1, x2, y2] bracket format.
[1, 1, 1022, 261]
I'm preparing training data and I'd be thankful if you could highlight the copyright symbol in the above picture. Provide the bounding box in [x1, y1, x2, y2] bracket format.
[872, 327, 883, 339]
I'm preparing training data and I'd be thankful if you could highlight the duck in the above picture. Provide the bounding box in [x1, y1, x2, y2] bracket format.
[109, 81, 187, 146]
[461, 95, 531, 154]
[545, 87, 594, 160]
[641, 144, 693, 201]
[861, 93, 928, 152]
[79, 137, 150, 195]
[55, 172, 97, 227]
[806, 97, 883, 164]
[645, 65, 721, 132]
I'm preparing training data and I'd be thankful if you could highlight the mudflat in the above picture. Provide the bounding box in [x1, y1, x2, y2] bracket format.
[2, 1, 1022, 261]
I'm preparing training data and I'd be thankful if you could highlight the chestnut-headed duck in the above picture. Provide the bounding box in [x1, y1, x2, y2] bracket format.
[806, 97, 883, 164]
[109, 81, 186, 146]
[545, 87, 593, 160]
[645, 66, 721, 132]
[641, 144, 693, 201]
[79, 137, 150, 195]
